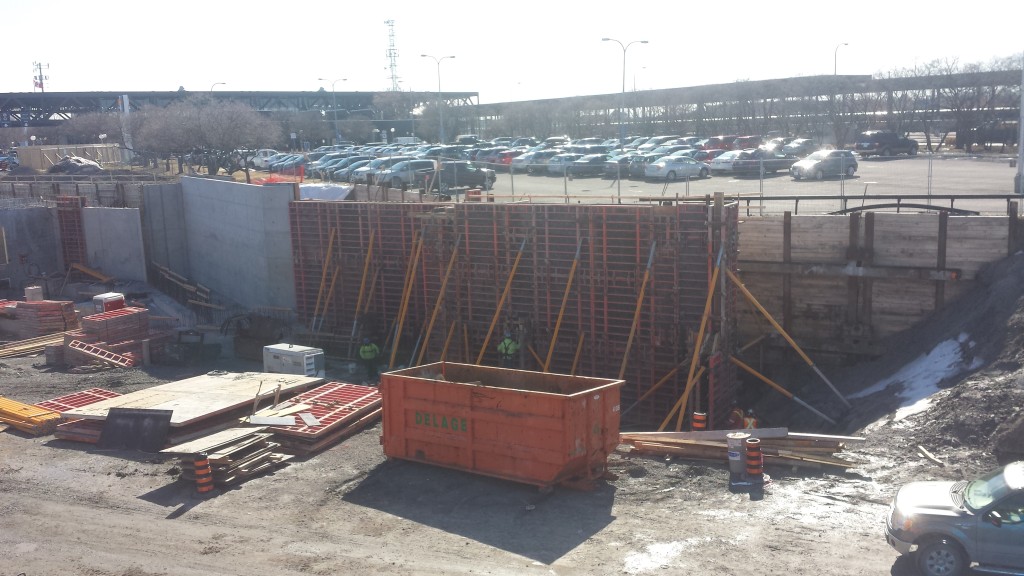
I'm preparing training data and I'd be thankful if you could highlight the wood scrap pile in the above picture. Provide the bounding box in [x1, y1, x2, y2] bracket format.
[162, 427, 293, 488]
[0, 332, 68, 359]
[254, 382, 382, 455]
[619, 428, 862, 471]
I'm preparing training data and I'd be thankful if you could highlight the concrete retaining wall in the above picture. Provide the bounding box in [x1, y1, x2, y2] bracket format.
[0, 207, 61, 299]
[82, 207, 146, 282]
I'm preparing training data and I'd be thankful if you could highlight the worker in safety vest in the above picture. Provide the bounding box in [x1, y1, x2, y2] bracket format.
[496, 331, 520, 368]
[743, 409, 759, 430]
[359, 337, 381, 383]
[727, 404, 745, 429]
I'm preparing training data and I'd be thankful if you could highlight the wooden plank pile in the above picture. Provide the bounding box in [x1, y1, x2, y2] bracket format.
[0, 397, 62, 435]
[0, 332, 68, 359]
[162, 427, 293, 488]
[619, 428, 863, 471]
[256, 382, 383, 455]
[0, 300, 80, 340]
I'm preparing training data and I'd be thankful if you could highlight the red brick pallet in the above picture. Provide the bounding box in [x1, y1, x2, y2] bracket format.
[269, 382, 382, 455]
[36, 388, 121, 412]
[67, 340, 136, 368]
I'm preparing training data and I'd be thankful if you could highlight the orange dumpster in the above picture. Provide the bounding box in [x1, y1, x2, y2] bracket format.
[380, 361, 623, 489]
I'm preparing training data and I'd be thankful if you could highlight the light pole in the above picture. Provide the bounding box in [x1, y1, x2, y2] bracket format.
[598, 36, 647, 203]
[318, 77, 346, 144]
[834, 43, 848, 75]
[422, 54, 455, 144]
[210, 82, 226, 92]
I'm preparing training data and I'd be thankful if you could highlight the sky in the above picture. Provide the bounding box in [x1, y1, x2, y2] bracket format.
[4, 1, 1022, 104]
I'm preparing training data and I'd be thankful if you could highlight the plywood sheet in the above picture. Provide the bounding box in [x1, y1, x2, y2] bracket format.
[62, 372, 323, 427]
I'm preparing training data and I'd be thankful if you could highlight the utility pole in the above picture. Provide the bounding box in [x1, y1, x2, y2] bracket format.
[32, 62, 49, 93]
[385, 20, 400, 92]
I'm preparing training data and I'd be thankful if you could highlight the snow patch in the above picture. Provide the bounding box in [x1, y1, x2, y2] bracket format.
[849, 333, 980, 421]
[623, 540, 701, 574]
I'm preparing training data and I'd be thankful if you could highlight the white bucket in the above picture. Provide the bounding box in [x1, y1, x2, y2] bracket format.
[726, 432, 750, 474]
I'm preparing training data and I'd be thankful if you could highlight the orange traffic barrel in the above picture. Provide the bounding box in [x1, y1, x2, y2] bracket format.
[466, 189, 481, 202]
[745, 437, 763, 479]
[691, 411, 707, 431]
[194, 457, 214, 494]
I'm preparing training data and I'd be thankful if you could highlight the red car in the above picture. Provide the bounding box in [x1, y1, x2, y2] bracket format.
[700, 135, 740, 150]
[495, 150, 524, 171]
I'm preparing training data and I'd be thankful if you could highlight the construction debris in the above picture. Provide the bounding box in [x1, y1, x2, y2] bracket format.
[620, 429, 863, 470]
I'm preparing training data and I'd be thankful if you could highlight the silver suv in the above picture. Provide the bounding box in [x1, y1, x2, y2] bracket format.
[885, 461, 1024, 576]
[376, 159, 437, 190]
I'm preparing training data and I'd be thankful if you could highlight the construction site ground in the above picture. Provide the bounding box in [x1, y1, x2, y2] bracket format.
[3, 253, 1024, 575]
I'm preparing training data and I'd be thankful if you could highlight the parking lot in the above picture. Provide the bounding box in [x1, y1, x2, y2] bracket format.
[481, 155, 1022, 215]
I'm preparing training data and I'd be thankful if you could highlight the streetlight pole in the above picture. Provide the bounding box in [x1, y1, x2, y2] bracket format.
[318, 77, 346, 144]
[602, 38, 647, 146]
[834, 42, 848, 75]
[210, 82, 226, 92]
[422, 54, 455, 144]
[603, 37, 647, 205]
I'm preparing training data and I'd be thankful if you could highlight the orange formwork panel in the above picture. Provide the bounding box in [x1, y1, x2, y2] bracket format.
[380, 361, 623, 490]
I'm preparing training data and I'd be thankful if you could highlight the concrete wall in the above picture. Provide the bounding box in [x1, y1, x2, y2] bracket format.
[178, 177, 296, 310]
[0, 207, 61, 299]
[141, 183, 189, 273]
[82, 207, 146, 282]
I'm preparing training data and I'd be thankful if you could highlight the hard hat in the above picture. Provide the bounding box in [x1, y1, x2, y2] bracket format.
[363, 337, 370, 344]
[746, 409, 755, 416]
[504, 331, 512, 338]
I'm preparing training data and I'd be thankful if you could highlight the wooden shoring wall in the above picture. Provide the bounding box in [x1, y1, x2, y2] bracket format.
[288, 200, 740, 429]
[736, 211, 1017, 358]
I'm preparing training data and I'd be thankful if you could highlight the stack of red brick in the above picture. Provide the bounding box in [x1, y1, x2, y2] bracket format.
[62, 307, 166, 368]
[0, 300, 80, 339]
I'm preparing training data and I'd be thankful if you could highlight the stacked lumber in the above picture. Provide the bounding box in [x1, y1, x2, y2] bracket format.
[258, 382, 382, 455]
[0, 332, 68, 359]
[619, 429, 863, 470]
[162, 427, 293, 488]
[0, 396, 61, 435]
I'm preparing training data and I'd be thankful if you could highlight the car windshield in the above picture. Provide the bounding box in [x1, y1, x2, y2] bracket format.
[805, 151, 830, 161]
[963, 465, 1020, 511]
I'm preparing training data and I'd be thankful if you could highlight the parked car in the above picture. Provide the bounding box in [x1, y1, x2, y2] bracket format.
[319, 155, 370, 180]
[637, 135, 682, 152]
[853, 130, 919, 157]
[250, 148, 279, 169]
[603, 153, 637, 179]
[732, 135, 763, 150]
[350, 155, 412, 184]
[523, 149, 562, 174]
[423, 160, 496, 192]
[730, 149, 800, 176]
[885, 461, 1024, 576]
[376, 159, 438, 190]
[567, 154, 609, 177]
[268, 154, 306, 173]
[627, 152, 665, 179]
[332, 159, 371, 182]
[789, 149, 859, 180]
[494, 150, 525, 171]
[644, 156, 710, 181]
[670, 149, 713, 162]
[708, 150, 743, 174]
[546, 153, 582, 175]
[782, 138, 818, 157]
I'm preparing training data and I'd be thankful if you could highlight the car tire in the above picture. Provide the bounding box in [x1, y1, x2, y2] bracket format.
[916, 539, 966, 576]
[814, 169, 824, 180]
[792, 172, 801, 181]
[845, 166, 856, 177]
[666, 171, 677, 181]
[909, 146, 918, 156]
[699, 168, 709, 179]
[882, 147, 892, 157]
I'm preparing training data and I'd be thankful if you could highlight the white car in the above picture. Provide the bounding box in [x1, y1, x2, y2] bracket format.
[546, 153, 582, 175]
[250, 148, 279, 170]
[709, 150, 742, 175]
[644, 156, 711, 181]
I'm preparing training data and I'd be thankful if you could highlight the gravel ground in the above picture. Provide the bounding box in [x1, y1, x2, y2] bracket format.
[2, 250, 1023, 574]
